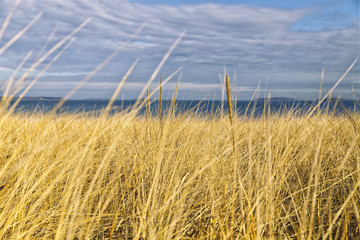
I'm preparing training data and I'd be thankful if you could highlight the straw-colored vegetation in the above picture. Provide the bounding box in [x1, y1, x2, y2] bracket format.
[0, 106, 359, 239]
[1, 2, 360, 238]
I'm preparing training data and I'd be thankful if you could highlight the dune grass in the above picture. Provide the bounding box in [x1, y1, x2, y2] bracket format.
[1, 3, 360, 238]
[0, 106, 359, 239]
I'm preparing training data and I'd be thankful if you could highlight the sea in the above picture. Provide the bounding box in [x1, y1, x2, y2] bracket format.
[7, 98, 360, 117]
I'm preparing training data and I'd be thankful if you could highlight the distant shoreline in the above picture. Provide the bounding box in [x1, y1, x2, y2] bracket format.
[1, 96, 64, 101]
[1, 96, 357, 102]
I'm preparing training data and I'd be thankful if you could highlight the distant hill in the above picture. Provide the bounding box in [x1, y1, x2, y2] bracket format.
[254, 97, 298, 102]
[1, 96, 63, 101]
[254, 97, 355, 102]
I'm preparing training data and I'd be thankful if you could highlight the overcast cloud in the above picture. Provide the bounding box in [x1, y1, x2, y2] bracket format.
[0, 0, 358, 99]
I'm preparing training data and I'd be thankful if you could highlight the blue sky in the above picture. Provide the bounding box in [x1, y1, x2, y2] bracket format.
[0, 0, 359, 100]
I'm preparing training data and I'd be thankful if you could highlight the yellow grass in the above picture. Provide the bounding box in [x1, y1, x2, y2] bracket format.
[0, 108, 359, 239]
[1, 4, 359, 238]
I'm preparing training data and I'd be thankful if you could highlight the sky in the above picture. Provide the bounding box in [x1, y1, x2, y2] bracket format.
[0, 0, 359, 100]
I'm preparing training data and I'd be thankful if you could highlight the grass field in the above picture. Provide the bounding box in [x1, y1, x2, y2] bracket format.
[0, 105, 359, 239]
[1, 3, 360, 238]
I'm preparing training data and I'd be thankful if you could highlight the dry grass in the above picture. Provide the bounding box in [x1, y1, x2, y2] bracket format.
[0, 108, 359, 239]
[1, 3, 359, 238]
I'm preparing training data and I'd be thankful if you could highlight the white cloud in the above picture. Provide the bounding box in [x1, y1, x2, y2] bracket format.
[0, 66, 14, 72]
[0, 0, 358, 99]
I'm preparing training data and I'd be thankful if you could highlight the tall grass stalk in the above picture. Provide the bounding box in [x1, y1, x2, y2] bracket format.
[146, 81, 151, 118]
[1, 50, 32, 102]
[0, 0, 21, 42]
[9, 38, 75, 114]
[104, 58, 139, 117]
[132, 30, 186, 111]
[0, 12, 42, 56]
[170, 73, 181, 119]
[225, 74, 233, 126]
[318, 62, 326, 113]
[132, 67, 182, 116]
[233, 70, 237, 118]
[51, 23, 145, 114]
[159, 72, 163, 119]
[1, 5, 359, 239]
[2, 106, 359, 239]
[308, 57, 358, 117]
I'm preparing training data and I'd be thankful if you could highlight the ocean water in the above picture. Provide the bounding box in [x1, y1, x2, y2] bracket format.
[8, 98, 360, 117]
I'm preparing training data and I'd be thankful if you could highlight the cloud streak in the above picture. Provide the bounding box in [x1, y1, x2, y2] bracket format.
[0, 0, 358, 99]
